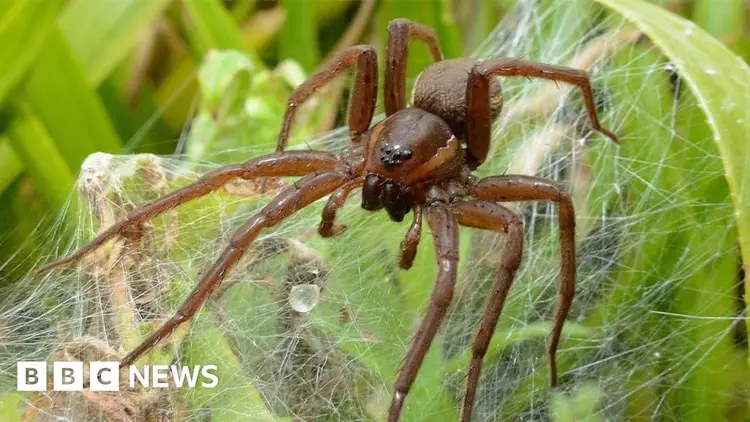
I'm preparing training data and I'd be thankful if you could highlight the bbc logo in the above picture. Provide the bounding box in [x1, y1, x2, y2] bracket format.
[18, 361, 219, 391]
[17, 361, 119, 392]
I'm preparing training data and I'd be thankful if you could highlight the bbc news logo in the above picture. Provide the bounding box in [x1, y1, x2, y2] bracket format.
[17, 362, 218, 391]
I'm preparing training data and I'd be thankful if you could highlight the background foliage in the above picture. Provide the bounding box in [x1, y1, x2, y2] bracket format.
[1, 0, 750, 421]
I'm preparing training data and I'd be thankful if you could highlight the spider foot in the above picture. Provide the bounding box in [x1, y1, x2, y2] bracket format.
[318, 222, 347, 238]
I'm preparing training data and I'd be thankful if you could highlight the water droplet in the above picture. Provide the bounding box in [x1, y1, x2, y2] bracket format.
[703, 67, 717, 76]
[683, 22, 695, 37]
[653, 351, 662, 358]
[289, 284, 321, 313]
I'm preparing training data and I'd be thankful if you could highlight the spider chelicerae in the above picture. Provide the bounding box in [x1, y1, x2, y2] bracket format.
[38, 18, 619, 422]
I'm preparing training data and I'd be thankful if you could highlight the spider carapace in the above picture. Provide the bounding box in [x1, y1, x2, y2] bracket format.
[37, 19, 618, 422]
[362, 107, 464, 222]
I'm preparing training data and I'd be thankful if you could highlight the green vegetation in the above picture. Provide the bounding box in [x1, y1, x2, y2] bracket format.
[1, 0, 749, 420]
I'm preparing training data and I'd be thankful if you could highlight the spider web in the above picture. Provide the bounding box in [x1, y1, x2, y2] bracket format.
[1, 1, 746, 421]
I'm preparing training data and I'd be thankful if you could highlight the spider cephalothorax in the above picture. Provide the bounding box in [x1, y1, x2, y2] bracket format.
[37, 18, 618, 422]
[362, 108, 463, 221]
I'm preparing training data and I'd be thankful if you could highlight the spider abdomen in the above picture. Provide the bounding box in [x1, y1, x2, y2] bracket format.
[412, 58, 504, 141]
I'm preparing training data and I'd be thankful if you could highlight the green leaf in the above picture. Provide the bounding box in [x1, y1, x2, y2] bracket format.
[428, 0, 462, 58]
[0, 138, 23, 194]
[58, 0, 172, 86]
[692, 0, 744, 51]
[24, 27, 121, 169]
[198, 49, 254, 117]
[593, 0, 750, 344]
[6, 101, 74, 210]
[0, 0, 62, 104]
[182, 0, 263, 69]
[443, 322, 598, 374]
[668, 209, 738, 421]
[279, 0, 320, 72]
[0, 393, 23, 422]
[182, 315, 277, 422]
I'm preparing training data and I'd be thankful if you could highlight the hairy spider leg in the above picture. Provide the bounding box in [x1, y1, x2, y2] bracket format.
[120, 170, 351, 367]
[466, 58, 620, 168]
[35, 152, 341, 275]
[389, 202, 458, 422]
[452, 200, 524, 421]
[385, 18, 443, 116]
[276, 45, 378, 153]
[472, 174, 577, 388]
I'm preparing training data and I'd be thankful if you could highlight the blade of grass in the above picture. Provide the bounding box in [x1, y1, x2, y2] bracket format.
[692, 0, 750, 79]
[692, 0, 744, 52]
[0, 138, 23, 194]
[660, 50, 742, 421]
[593, 0, 750, 375]
[311, 0, 355, 25]
[153, 55, 200, 134]
[182, 0, 263, 69]
[58, 0, 172, 86]
[24, 27, 121, 169]
[0, 174, 51, 285]
[429, 0, 462, 58]
[0, 0, 62, 104]
[0, 393, 23, 422]
[455, 0, 499, 54]
[279, 0, 321, 72]
[6, 101, 74, 210]
[231, 0, 256, 23]
[667, 209, 737, 421]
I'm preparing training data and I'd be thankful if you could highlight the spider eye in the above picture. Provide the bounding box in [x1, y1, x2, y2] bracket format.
[380, 145, 413, 168]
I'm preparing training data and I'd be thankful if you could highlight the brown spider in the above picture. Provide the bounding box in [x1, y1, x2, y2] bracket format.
[37, 19, 618, 422]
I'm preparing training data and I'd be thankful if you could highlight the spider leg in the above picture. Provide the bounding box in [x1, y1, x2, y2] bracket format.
[389, 202, 457, 422]
[465, 58, 619, 167]
[398, 205, 423, 270]
[120, 169, 350, 368]
[384, 18, 443, 116]
[35, 151, 340, 275]
[318, 176, 364, 237]
[276, 45, 378, 152]
[472, 174, 575, 387]
[452, 200, 524, 421]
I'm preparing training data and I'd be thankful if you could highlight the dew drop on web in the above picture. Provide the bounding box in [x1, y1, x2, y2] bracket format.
[289, 284, 321, 313]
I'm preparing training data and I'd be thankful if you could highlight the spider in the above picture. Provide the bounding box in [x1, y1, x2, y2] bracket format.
[37, 19, 618, 422]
